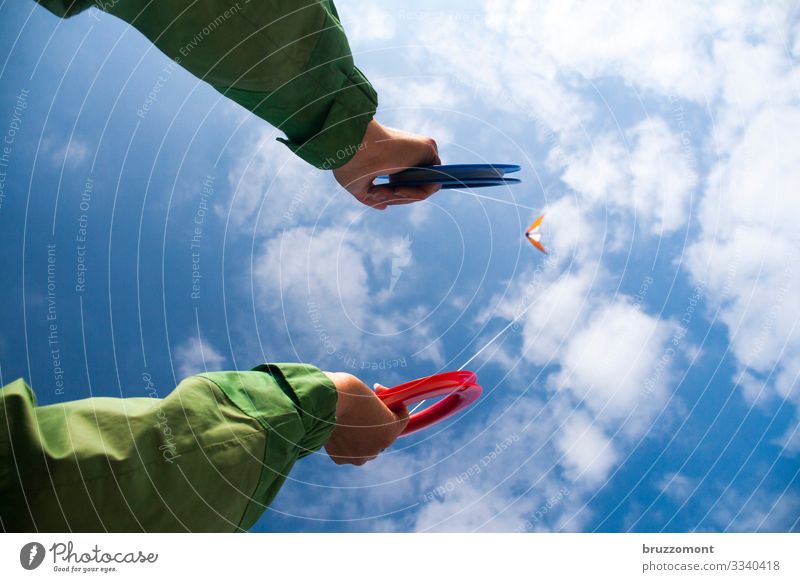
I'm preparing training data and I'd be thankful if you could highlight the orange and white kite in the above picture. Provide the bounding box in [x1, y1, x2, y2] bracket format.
[525, 214, 547, 254]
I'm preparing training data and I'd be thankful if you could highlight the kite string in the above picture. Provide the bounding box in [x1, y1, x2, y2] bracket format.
[451, 188, 538, 211]
[407, 297, 539, 414]
[404, 191, 542, 414]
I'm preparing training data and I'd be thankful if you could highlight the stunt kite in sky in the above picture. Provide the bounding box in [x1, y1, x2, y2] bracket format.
[525, 214, 547, 254]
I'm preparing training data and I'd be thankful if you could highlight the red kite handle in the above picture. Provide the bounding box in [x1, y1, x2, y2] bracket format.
[377, 371, 482, 437]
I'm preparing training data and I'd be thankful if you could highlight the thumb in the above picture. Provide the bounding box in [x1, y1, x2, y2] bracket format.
[374, 383, 409, 431]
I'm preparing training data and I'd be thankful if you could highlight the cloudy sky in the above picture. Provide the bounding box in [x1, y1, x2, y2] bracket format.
[1, 0, 798, 532]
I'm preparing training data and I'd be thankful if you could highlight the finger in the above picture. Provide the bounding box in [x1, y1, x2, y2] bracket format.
[362, 197, 388, 210]
[375, 393, 407, 429]
[395, 404, 410, 421]
[357, 454, 378, 466]
[366, 184, 394, 200]
[419, 137, 440, 166]
[394, 405, 410, 433]
[363, 184, 395, 210]
[394, 184, 442, 200]
[423, 183, 442, 195]
[426, 146, 441, 166]
[382, 185, 440, 206]
[374, 383, 387, 394]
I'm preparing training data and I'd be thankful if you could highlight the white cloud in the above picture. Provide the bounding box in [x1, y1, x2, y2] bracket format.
[552, 300, 676, 433]
[372, 78, 462, 145]
[774, 412, 800, 456]
[254, 224, 371, 344]
[459, 260, 679, 527]
[558, 117, 698, 235]
[173, 336, 226, 379]
[686, 104, 800, 454]
[375, 78, 462, 111]
[485, 1, 719, 100]
[407, 200, 434, 228]
[489, 1, 797, 106]
[253, 224, 445, 367]
[538, 195, 596, 266]
[559, 135, 627, 205]
[556, 411, 620, 485]
[658, 472, 698, 505]
[793, 19, 800, 58]
[45, 137, 91, 167]
[388, 397, 588, 532]
[517, 270, 594, 366]
[710, 489, 800, 532]
[223, 126, 336, 232]
[337, 3, 397, 48]
[413, 484, 528, 532]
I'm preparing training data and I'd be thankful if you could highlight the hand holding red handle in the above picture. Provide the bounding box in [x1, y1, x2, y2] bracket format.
[377, 371, 482, 437]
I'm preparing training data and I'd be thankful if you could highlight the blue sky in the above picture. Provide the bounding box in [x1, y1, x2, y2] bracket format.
[1, 0, 799, 532]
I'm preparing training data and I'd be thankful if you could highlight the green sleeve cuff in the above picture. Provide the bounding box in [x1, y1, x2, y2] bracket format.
[276, 66, 377, 169]
[250, 363, 338, 456]
[34, 0, 92, 18]
[200, 364, 337, 457]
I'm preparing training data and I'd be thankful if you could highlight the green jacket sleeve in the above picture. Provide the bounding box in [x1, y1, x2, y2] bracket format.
[35, 0, 377, 169]
[0, 363, 337, 532]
